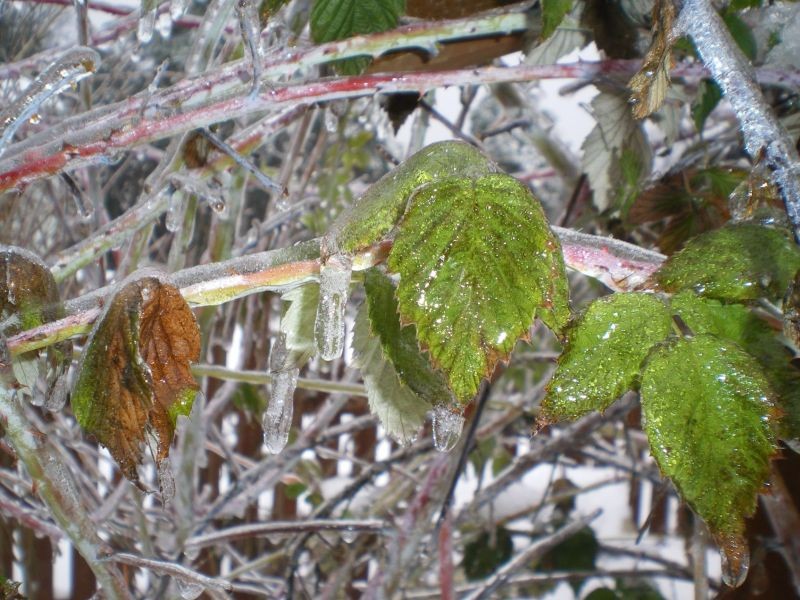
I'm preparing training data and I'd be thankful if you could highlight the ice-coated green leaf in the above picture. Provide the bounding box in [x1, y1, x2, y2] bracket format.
[541, 0, 573, 40]
[280, 284, 319, 370]
[310, 0, 404, 74]
[541, 293, 672, 422]
[655, 223, 800, 302]
[325, 140, 497, 256]
[641, 334, 776, 567]
[692, 79, 722, 134]
[352, 303, 431, 444]
[72, 277, 200, 486]
[388, 174, 569, 403]
[0, 246, 71, 397]
[671, 291, 800, 439]
[582, 91, 652, 212]
[362, 269, 450, 404]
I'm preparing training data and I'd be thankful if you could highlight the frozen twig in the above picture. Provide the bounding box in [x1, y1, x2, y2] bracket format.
[463, 509, 602, 600]
[676, 0, 800, 242]
[101, 552, 232, 593]
[0, 387, 130, 598]
[192, 364, 368, 396]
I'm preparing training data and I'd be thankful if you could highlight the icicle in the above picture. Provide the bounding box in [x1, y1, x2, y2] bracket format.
[720, 540, 750, 588]
[341, 527, 357, 544]
[165, 188, 187, 233]
[0, 47, 100, 159]
[198, 128, 285, 195]
[44, 372, 69, 412]
[60, 173, 94, 220]
[170, 0, 190, 20]
[263, 334, 297, 454]
[314, 254, 352, 361]
[176, 580, 203, 600]
[168, 174, 226, 217]
[156, 11, 172, 38]
[137, 1, 158, 44]
[158, 460, 176, 504]
[324, 108, 338, 133]
[236, 0, 263, 96]
[431, 406, 465, 452]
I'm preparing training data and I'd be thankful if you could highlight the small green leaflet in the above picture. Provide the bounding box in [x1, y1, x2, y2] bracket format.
[671, 291, 800, 439]
[641, 334, 775, 575]
[541, 0, 573, 40]
[352, 270, 448, 442]
[280, 284, 319, 370]
[388, 174, 569, 403]
[692, 79, 722, 134]
[654, 223, 800, 302]
[310, 0, 405, 74]
[325, 140, 497, 256]
[541, 293, 672, 422]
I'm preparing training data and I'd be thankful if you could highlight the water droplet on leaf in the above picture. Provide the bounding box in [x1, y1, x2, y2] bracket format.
[432, 405, 465, 452]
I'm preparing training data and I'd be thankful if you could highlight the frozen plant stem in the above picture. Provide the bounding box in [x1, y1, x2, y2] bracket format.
[235, 0, 263, 97]
[0, 46, 100, 159]
[0, 387, 130, 598]
[677, 0, 800, 243]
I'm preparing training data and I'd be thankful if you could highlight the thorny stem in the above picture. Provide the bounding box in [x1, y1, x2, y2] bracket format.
[677, 0, 800, 242]
[6, 230, 663, 357]
[0, 387, 130, 598]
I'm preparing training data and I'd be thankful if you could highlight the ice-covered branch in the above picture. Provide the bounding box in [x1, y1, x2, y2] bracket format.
[0, 387, 130, 598]
[6, 230, 661, 356]
[676, 0, 800, 242]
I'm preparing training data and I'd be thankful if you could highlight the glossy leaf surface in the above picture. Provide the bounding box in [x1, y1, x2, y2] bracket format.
[655, 223, 800, 301]
[388, 174, 569, 402]
[71, 277, 200, 485]
[641, 334, 776, 573]
[541, 292, 672, 422]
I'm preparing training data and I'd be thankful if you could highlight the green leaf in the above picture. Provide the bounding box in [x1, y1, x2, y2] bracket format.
[541, 0, 573, 40]
[640, 334, 776, 569]
[310, 0, 405, 74]
[388, 174, 569, 402]
[0, 246, 71, 397]
[541, 293, 672, 422]
[325, 140, 497, 256]
[352, 295, 432, 444]
[462, 527, 513, 580]
[723, 12, 757, 61]
[280, 284, 319, 370]
[692, 79, 723, 134]
[536, 526, 598, 592]
[362, 269, 450, 402]
[671, 291, 800, 439]
[654, 223, 800, 302]
[71, 277, 200, 486]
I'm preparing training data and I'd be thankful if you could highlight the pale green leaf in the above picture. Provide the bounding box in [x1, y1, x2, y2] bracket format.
[541, 0, 573, 40]
[641, 334, 776, 567]
[541, 293, 672, 422]
[388, 174, 569, 403]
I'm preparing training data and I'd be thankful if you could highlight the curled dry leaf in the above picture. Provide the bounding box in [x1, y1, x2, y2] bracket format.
[628, 0, 676, 119]
[71, 277, 200, 486]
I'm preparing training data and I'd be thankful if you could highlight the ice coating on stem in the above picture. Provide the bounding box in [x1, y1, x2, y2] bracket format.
[158, 459, 176, 504]
[432, 406, 465, 452]
[137, 2, 158, 44]
[236, 0, 263, 96]
[677, 0, 800, 241]
[170, 0, 190, 19]
[166, 188, 187, 233]
[168, 174, 226, 216]
[314, 254, 352, 361]
[0, 47, 100, 159]
[263, 334, 297, 454]
[176, 580, 204, 600]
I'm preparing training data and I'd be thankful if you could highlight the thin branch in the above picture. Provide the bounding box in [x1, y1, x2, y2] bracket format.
[186, 519, 387, 548]
[676, 0, 800, 242]
[191, 364, 368, 396]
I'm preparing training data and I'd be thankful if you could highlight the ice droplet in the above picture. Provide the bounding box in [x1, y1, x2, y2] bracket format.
[341, 527, 357, 544]
[184, 545, 200, 562]
[170, 0, 190, 20]
[0, 47, 99, 159]
[156, 11, 172, 38]
[158, 460, 176, 504]
[721, 541, 750, 588]
[176, 579, 203, 600]
[314, 254, 352, 361]
[165, 189, 186, 233]
[262, 369, 297, 454]
[137, 6, 157, 44]
[432, 406, 465, 452]
[324, 108, 338, 133]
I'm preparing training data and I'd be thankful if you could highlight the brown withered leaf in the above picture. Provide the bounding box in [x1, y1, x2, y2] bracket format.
[628, 0, 676, 119]
[71, 277, 200, 486]
[0, 246, 72, 396]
